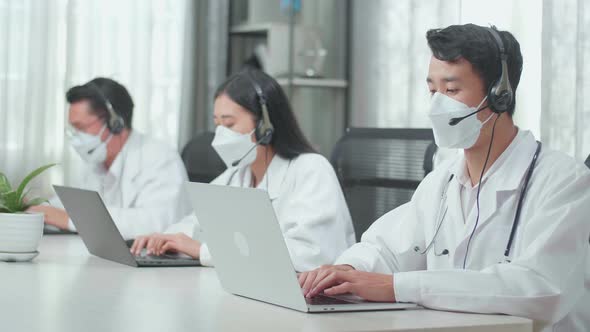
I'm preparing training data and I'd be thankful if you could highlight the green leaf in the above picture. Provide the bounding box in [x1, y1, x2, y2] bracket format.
[22, 197, 49, 210]
[16, 164, 56, 203]
[0, 172, 11, 194]
[19, 188, 32, 206]
[1, 191, 20, 212]
[0, 201, 11, 213]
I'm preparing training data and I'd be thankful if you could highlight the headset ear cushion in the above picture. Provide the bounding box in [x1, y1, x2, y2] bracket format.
[488, 81, 513, 114]
[108, 115, 125, 134]
[254, 119, 274, 145]
[261, 128, 273, 145]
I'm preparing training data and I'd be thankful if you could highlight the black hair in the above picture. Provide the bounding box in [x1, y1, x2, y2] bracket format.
[426, 24, 523, 116]
[66, 77, 134, 129]
[214, 69, 317, 160]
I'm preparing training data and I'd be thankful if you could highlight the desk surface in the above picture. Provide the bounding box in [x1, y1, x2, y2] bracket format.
[0, 236, 533, 332]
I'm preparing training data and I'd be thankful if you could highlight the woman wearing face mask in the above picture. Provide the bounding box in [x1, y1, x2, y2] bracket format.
[131, 69, 356, 271]
[29, 78, 192, 239]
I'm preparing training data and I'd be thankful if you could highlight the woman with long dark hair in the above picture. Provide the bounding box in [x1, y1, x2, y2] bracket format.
[131, 69, 355, 271]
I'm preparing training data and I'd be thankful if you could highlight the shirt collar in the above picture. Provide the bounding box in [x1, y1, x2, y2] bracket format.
[451, 128, 537, 192]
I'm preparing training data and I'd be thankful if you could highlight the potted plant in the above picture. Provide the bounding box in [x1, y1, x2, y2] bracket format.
[0, 164, 55, 262]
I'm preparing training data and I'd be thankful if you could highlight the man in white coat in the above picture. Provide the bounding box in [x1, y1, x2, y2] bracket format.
[29, 78, 192, 239]
[299, 24, 590, 331]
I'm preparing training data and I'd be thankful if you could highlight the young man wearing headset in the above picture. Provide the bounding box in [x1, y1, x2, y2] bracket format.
[29, 78, 192, 239]
[299, 24, 590, 331]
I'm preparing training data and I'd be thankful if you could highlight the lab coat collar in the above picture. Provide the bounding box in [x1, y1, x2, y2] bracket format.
[493, 130, 538, 192]
[258, 154, 291, 200]
[451, 129, 539, 248]
[449, 128, 536, 193]
[94, 130, 141, 183]
[216, 153, 291, 200]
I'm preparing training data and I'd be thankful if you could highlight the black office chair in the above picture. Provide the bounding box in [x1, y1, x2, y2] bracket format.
[331, 128, 437, 241]
[181, 132, 226, 183]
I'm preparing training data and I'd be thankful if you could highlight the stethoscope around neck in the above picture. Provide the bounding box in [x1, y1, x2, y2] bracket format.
[415, 141, 542, 267]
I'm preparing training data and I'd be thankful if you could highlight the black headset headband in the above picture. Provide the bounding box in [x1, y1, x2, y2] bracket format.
[486, 27, 513, 114]
[248, 76, 274, 145]
[87, 82, 125, 134]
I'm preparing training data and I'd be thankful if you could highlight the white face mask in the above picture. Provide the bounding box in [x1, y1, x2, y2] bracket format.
[211, 125, 257, 168]
[428, 92, 494, 149]
[69, 124, 112, 165]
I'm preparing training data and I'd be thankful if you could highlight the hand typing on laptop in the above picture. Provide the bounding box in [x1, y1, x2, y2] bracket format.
[130, 233, 200, 258]
[298, 264, 396, 302]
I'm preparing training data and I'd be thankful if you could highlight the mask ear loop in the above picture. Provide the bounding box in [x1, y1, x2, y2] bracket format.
[476, 95, 489, 110]
[86, 124, 113, 155]
[476, 95, 495, 127]
[480, 112, 496, 126]
[103, 132, 114, 146]
[84, 124, 109, 153]
[99, 123, 114, 146]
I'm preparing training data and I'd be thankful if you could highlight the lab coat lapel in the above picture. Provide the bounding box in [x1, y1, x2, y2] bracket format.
[456, 131, 538, 247]
[212, 155, 291, 201]
[262, 155, 290, 201]
[445, 176, 465, 229]
[445, 158, 466, 228]
[118, 132, 142, 206]
[468, 178, 499, 234]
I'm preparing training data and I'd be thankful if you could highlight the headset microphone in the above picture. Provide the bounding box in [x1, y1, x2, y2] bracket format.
[448, 103, 493, 126]
[231, 142, 260, 168]
[449, 108, 483, 126]
[230, 131, 272, 167]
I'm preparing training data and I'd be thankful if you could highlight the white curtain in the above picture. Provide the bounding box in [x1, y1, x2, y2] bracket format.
[349, 0, 461, 128]
[541, 0, 590, 161]
[0, 0, 194, 194]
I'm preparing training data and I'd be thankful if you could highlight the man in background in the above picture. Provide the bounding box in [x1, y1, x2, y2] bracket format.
[29, 77, 192, 239]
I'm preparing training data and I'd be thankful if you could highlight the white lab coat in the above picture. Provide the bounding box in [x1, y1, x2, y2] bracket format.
[172, 153, 356, 271]
[52, 131, 193, 239]
[335, 130, 590, 332]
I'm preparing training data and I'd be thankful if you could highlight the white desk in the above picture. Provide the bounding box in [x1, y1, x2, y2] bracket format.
[0, 236, 533, 332]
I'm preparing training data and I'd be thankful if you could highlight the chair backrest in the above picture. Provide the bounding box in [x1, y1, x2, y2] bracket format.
[181, 132, 226, 183]
[331, 128, 437, 241]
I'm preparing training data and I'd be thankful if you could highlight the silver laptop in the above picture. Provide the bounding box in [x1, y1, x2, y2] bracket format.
[54, 185, 200, 267]
[186, 182, 417, 312]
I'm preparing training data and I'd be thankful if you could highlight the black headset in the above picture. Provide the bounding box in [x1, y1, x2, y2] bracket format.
[249, 77, 275, 146]
[88, 82, 125, 135]
[486, 27, 513, 114]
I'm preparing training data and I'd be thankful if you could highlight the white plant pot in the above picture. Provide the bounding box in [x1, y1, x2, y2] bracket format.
[0, 212, 44, 253]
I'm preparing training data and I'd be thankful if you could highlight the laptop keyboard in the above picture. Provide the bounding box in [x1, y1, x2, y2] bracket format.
[126, 241, 199, 265]
[135, 254, 188, 263]
[136, 254, 172, 260]
[306, 295, 354, 305]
